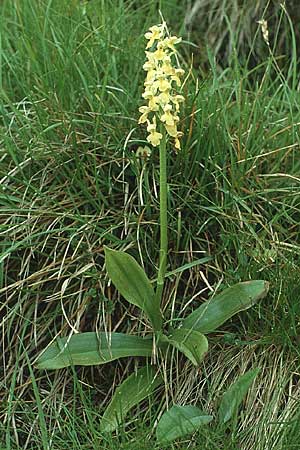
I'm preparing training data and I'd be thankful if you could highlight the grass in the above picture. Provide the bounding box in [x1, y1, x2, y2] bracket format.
[1, 0, 300, 449]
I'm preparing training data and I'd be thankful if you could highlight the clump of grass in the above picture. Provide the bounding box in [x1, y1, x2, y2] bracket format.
[1, 0, 300, 449]
[184, 0, 300, 71]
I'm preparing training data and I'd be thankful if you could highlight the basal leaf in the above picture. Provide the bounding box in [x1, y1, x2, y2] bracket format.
[218, 368, 259, 424]
[182, 280, 269, 334]
[101, 365, 163, 432]
[35, 332, 153, 369]
[104, 247, 162, 331]
[165, 328, 208, 366]
[156, 405, 213, 444]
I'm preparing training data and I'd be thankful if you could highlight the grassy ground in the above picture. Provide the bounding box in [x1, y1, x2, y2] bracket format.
[1, 1, 300, 449]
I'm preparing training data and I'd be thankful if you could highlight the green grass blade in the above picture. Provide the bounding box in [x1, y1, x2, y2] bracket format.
[23, 349, 49, 450]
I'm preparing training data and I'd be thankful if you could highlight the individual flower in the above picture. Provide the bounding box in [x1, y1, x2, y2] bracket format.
[138, 106, 151, 123]
[136, 145, 151, 159]
[146, 117, 163, 147]
[144, 25, 163, 49]
[139, 22, 185, 150]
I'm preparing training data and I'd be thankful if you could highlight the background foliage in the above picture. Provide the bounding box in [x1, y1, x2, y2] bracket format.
[1, 0, 300, 448]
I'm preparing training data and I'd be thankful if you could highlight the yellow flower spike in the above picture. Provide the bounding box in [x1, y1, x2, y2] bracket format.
[139, 22, 185, 150]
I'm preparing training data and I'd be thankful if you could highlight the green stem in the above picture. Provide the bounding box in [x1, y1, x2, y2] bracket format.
[156, 132, 168, 305]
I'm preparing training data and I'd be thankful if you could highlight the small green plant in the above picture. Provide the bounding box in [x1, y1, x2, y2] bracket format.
[35, 21, 269, 433]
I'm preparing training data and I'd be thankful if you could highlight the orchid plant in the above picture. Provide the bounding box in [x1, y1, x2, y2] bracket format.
[35, 22, 269, 434]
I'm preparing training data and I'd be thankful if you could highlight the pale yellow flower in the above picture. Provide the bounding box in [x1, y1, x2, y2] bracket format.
[144, 25, 164, 49]
[156, 79, 171, 92]
[165, 123, 178, 137]
[158, 91, 171, 105]
[162, 36, 182, 51]
[160, 106, 175, 126]
[142, 90, 159, 110]
[138, 106, 151, 124]
[148, 96, 160, 111]
[175, 132, 183, 150]
[175, 137, 181, 150]
[143, 82, 158, 95]
[147, 130, 163, 146]
[161, 63, 174, 76]
[145, 69, 157, 82]
[172, 94, 185, 111]
[153, 48, 167, 61]
[136, 145, 151, 159]
[146, 118, 162, 146]
[139, 23, 185, 150]
[175, 68, 185, 77]
[143, 60, 155, 71]
[147, 117, 157, 132]
[173, 94, 185, 103]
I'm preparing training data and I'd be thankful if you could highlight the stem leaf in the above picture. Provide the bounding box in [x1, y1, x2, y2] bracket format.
[104, 246, 162, 330]
[156, 405, 213, 444]
[101, 365, 163, 432]
[218, 368, 259, 424]
[35, 332, 154, 369]
[182, 280, 269, 333]
[164, 328, 208, 365]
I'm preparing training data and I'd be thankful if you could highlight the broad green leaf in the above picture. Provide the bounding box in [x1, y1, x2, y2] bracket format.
[104, 246, 162, 331]
[101, 365, 163, 432]
[182, 280, 269, 334]
[218, 368, 259, 424]
[156, 405, 213, 444]
[35, 332, 154, 369]
[164, 328, 208, 366]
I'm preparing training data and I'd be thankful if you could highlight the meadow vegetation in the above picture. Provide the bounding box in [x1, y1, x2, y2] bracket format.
[1, 1, 300, 449]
